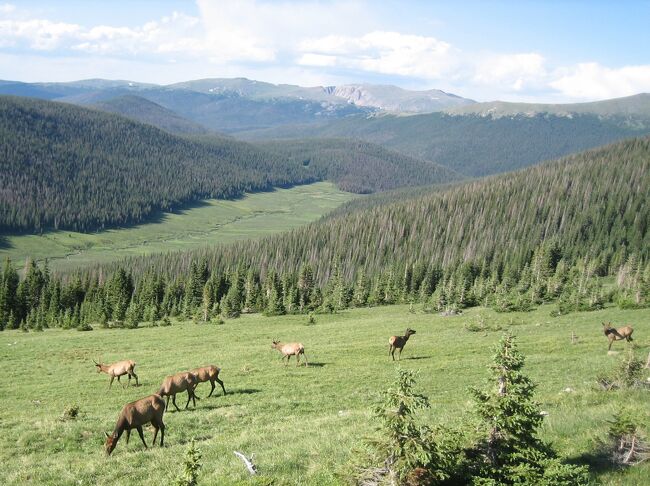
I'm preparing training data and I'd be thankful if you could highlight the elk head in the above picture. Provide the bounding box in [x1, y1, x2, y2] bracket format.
[406, 328, 416, 337]
[271, 340, 280, 350]
[93, 359, 102, 373]
[104, 431, 117, 455]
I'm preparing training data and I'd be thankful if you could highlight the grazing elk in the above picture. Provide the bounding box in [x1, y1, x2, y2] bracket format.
[190, 365, 226, 397]
[388, 328, 416, 361]
[157, 371, 200, 412]
[93, 359, 139, 388]
[602, 322, 634, 351]
[271, 340, 308, 366]
[104, 393, 165, 455]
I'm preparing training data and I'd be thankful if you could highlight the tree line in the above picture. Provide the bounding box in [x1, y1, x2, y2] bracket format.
[1, 241, 648, 331]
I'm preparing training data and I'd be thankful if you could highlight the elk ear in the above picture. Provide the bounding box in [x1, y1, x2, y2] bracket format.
[104, 432, 110, 438]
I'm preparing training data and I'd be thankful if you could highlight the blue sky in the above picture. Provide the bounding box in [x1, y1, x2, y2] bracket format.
[1, 0, 649, 102]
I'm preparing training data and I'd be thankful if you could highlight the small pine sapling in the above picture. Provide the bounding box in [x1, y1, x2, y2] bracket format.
[468, 333, 589, 485]
[176, 439, 202, 486]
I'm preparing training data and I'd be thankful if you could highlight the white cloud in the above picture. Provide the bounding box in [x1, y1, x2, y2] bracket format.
[299, 31, 457, 79]
[0, 18, 81, 50]
[0, 3, 15, 15]
[474, 53, 547, 91]
[550, 62, 650, 100]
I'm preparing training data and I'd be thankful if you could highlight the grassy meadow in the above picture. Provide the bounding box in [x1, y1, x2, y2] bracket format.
[0, 182, 357, 273]
[0, 304, 648, 485]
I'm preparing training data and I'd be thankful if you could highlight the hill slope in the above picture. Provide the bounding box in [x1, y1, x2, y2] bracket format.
[256, 138, 461, 193]
[90, 95, 209, 135]
[106, 136, 649, 281]
[0, 96, 458, 233]
[446, 93, 650, 123]
[238, 111, 650, 177]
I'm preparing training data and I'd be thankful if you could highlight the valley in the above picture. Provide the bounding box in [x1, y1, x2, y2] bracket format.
[0, 182, 357, 273]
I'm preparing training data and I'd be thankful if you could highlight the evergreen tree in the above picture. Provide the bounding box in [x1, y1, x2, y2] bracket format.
[243, 269, 260, 313]
[349, 369, 450, 485]
[468, 333, 589, 484]
[264, 272, 285, 316]
[297, 263, 314, 312]
[352, 269, 370, 307]
[221, 271, 244, 318]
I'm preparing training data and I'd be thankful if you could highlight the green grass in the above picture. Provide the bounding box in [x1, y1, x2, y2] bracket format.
[0, 182, 357, 273]
[0, 304, 648, 485]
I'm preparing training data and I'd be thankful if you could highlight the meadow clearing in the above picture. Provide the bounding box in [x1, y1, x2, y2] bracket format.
[0, 304, 648, 485]
[0, 182, 357, 273]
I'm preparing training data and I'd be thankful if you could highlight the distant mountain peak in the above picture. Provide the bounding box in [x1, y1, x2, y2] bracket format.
[329, 84, 475, 113]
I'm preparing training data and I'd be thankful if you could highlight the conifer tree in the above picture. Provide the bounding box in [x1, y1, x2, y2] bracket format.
[221, 271, 244, 318]
[469, 333, 589, 484]
[243, 269, 260, 313]
[352, 270, 370, 307]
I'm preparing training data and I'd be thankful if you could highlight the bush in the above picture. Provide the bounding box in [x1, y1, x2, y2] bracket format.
[160, 316, 172, 327]
[176, 439, 202, 486]
[598, 349, 646, 390]
[77, 323, 93, 331]
[347, 369, 455, 485]
[597, 414, 649, 466]
[464, 314, 502, 333]
[61, 404, 81, 421]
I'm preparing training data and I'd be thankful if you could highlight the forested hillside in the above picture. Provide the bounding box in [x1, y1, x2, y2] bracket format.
[239, 112, 650, 177]
[0, 96, 455, 232]
[90, 95, 209, 135]
[257, 139, 460, 193]
[98, 136, 649, 281]
[2, 135, 648, 331]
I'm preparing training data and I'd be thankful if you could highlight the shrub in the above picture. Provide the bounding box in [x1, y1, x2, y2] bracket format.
[176, 439, 202, 486]
[598, 348, 646, 390]
[597, 414, 649, 467]
[61, 405, 81, 421]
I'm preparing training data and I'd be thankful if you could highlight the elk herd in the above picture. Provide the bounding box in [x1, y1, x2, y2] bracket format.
[96, 361, 226, 455]
[98, 321, 637, 455]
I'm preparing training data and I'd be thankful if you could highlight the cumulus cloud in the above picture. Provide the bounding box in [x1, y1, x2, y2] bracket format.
[550, 62, 650, 100]
[299, 31, 457, 79]
[474, 53, 547, 91]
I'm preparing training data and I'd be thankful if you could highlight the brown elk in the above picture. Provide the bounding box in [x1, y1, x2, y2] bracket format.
[602, 322, 634, 351]
[157, 371, 200, 412]
[104, 393, 165, 455]
[190, 365, 226, 397]
[93, 359, 139, 388]
[271, 340, 308, 366]
[388, 328, 416, 361]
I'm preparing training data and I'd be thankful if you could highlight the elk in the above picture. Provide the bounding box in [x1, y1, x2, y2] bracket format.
[190, 365, 226, 397]
[157, 371, 200, 412]
[271, 340, 308, 366]
[93, 359, 139, 388]
[388, 328, 416, 361]
[104, 393, 165, 455]
[602, 322, 634, 351]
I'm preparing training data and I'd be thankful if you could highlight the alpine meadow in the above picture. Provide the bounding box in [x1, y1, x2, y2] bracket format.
[1, 2, 649, 485]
